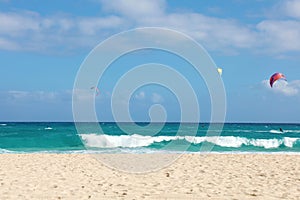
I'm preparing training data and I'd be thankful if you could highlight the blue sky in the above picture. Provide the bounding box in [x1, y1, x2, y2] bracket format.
[0, 0, 300, 122]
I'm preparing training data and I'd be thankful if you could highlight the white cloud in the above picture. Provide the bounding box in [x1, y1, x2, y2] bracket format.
[72, 89, 95, 101]
[0, 11, 125, 52]
[134, 91, 145, 100]
[257, 20, 300, 53]
[151, 93, 163, 103]
[0, 11, 39, 36]
[100, 2, 258, 53]
[5, 90, 59, 102]
[78, 16, 124, 35]
[101, 0, 166, 19]
[99, 0, 299, 55]
[0, 37, 19, 50]
[0, 90, 74, 103]
[280, 0, 300, 19]
[166, 13, 257, 51]
[259, 0, 300, 54]
[0, 0, 299, 56]
[262, 79, 300, 96]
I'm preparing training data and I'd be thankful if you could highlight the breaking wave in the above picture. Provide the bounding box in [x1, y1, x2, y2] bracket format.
[80, 134, 300, 149]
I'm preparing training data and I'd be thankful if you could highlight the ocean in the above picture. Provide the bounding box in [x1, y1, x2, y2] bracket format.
[0, 122, 299, 154]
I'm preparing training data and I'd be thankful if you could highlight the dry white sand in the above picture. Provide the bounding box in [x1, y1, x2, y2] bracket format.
[0, 154, 299, 199]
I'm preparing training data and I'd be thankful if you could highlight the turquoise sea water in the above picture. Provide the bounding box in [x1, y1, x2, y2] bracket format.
[0, 122, 299, 153]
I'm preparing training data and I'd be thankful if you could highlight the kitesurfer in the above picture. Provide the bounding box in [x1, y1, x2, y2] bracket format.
[279, 128, 283, 132]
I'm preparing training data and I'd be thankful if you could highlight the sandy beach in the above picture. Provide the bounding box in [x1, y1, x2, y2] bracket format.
[0, 154, 299, 199]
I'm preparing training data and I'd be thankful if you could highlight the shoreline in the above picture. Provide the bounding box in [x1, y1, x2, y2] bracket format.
[1, 150, 300, 155]
[0, 154, 299, 199]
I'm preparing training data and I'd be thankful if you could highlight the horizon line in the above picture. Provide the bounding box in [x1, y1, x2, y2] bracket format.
[0, 121, 299, 124]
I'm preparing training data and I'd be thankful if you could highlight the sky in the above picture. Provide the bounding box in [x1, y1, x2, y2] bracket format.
[0, 0, 300, 123]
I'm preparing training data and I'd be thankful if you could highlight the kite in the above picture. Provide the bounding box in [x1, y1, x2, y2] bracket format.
[217, 68, 222, 75]
[269, 73, 286, 87]
[90, 86, 100, 96]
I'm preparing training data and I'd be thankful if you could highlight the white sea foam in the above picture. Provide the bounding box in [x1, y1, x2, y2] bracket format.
[284, 130, 300, 133]
[80, 134, 183, 148]
[44, 127, 53, 130]
[270, 130, 284, 134]
[228, 129, 300, 134]
[79, 134, 300, 149]
[0, 124, 7, 126]
[249, 138, 281, 149]
[0, 148, 16, 153]
[283, 137, 299, 148]
[185, 136, 246, 147]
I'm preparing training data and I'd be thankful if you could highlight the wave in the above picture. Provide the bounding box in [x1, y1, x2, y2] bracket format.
[270, 130, 284, 134]
[0, 148, 17, 153]
[269, 129, 300, 134]
[1, 149, 300, 154]
[80, 134, 181, 148]
[226, 129, 300, 134]
[0, 124, 7, 126]
[277, 130, 300, 133]
[176, 136, 298, 148]
[44, 127, 53, 130]
[79, 134, 300, 149]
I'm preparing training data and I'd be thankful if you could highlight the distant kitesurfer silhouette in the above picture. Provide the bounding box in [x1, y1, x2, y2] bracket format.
[279, 128, 283, 132]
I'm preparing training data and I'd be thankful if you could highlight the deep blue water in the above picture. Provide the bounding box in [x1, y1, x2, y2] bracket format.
[0, 122, 299, 153]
